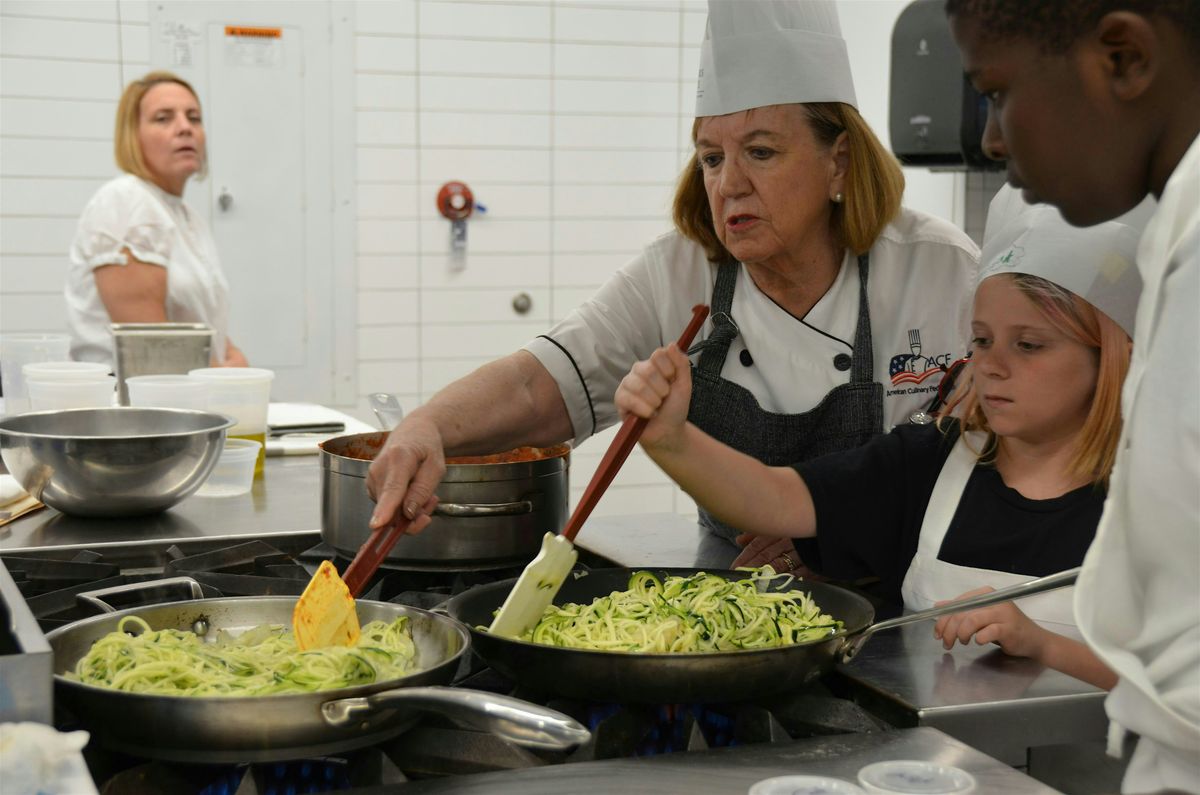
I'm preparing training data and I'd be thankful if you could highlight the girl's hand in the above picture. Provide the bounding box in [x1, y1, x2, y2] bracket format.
[615, 344, 692, 452]
[932, 586, 1050, 661]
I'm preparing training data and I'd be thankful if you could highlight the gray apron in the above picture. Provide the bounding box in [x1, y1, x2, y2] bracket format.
[688, 254, 883, 567]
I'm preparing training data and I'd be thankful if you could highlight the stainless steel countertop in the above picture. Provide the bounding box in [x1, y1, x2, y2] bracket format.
[573, 513, 1107, 764]
[0, 455, 323, 555]
[385, 727, 1061, 794]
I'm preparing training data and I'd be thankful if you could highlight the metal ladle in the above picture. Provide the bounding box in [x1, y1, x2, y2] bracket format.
[368, 393, 405, 430]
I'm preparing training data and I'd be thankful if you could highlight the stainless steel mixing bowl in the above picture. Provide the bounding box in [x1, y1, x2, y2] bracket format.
[0, 407, 235, 517]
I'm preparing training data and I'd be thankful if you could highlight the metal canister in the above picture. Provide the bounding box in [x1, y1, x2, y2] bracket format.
[319, 432, 569, 565]
[111, 323, 213, 405]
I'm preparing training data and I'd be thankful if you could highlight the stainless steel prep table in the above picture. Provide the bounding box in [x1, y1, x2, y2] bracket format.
[371, 727, 1061, 794]
[0, 455, 323, 557]
[572, 514, 1108, 766]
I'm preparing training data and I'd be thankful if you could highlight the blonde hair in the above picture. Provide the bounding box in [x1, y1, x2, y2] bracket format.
[940, 273, 1131, 486]
[114, 71, 206, 181]
[672, 103, 905, 262]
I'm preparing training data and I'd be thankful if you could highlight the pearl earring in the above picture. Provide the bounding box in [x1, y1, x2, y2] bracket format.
[833, 192, 844, 204]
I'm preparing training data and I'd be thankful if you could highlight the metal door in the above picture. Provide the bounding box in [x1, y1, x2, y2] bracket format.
[150, 3, 343, 402]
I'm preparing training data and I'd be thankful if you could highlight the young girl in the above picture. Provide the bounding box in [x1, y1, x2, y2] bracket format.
[615, 205, 1139, 689]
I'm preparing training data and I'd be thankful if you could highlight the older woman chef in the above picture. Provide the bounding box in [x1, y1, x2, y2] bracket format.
[367, 0, 980, 569]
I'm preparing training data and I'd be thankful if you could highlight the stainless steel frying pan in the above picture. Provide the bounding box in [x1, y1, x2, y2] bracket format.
[47, 579, 589, 763]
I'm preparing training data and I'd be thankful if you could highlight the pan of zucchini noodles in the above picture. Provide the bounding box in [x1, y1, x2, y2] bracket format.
[46, 586, 589, 763]
[443, 566, 1079, 704]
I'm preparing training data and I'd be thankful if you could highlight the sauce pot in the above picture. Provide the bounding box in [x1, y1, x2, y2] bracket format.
[319, 432, 569, 565]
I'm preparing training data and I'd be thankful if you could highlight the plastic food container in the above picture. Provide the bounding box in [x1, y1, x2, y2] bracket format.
[195, 439, 261, 497]
[0, 333, 70, 414]
[857, 761, 976, 794]
[188, 368, 274, 476]
[126, 375, 209, 410]
[21, 361, 111, 381]
[26, 375, 116, 412]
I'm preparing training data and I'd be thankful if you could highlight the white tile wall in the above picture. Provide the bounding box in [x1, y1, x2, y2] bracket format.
[1, 0, 966, 521]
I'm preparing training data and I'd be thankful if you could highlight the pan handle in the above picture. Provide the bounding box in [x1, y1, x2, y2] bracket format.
[840, 566, 1080, 663]
[433, 500, 534, 518]
[321, 686, 591, 751]
[76, 576, 206, 614]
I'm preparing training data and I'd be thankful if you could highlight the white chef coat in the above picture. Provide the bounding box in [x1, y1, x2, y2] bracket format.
[525, 207, 979, 446]
[902, 432, 1078, 634]
[1074, 133, 1200, 793]
[66, 174, 231, 367]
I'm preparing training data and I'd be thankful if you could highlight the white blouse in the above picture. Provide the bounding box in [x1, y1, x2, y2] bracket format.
[525, 207, 980, 445]
[65, 174, 230, 366]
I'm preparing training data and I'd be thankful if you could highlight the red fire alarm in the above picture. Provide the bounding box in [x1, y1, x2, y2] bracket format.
[437, 181, 474, 220]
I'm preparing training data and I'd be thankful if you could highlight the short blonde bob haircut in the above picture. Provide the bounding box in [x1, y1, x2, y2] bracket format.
[940, 273, 1131, 487]
[672, 103, 905, 261]
[114, 71, 205, 182]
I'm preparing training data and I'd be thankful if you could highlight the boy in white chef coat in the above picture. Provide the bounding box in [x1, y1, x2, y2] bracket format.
[945, 2, 1200, 792]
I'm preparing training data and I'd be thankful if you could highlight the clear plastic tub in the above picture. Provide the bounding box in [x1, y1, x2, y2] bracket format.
[0, 333, 70, 414]
[26, 375, 116, 411]
[21, 361, 111, 381]
[126, 374, 209, 410]
[188, 368, 274, 476]
[195, 438, 261, 497]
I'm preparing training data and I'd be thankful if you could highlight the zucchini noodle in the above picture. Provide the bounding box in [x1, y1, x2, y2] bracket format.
[68, 616, 418, 696]
[516, 568, 842, 653]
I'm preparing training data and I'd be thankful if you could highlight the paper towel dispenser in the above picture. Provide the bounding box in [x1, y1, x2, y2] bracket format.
[889, 0, 1001, 170]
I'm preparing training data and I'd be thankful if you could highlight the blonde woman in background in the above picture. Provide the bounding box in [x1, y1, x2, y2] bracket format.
[66, 70, 247, 368]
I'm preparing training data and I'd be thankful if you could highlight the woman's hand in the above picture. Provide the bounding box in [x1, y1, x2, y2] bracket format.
[932, 586, 1050, 661]
[732, 533, 814, 576]
[366, 412, 448, 530]
[614, 344, 693, 452]
[221, 339, 249, 367]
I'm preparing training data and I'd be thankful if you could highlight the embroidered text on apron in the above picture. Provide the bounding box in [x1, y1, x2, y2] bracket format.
[688, 254, 883, 567]
[900, 432, 1079, 632]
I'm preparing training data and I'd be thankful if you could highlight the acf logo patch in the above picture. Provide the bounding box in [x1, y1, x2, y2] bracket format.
[889, 329, 953, 386]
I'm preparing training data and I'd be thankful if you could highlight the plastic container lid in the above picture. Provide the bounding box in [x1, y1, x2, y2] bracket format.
[749, 775, 866, 795]
[857, 761, 976, 794]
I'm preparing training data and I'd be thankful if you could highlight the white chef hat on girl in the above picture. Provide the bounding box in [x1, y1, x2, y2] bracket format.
[695, 0, 858, 118]
[980, 202, 1142, 337]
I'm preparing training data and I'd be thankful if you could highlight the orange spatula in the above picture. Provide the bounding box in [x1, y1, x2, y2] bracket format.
[293, 509, 421, 650]
[489, 304, 710, 639]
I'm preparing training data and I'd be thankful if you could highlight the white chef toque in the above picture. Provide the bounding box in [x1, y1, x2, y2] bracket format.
[695, 0, 858, 118]
[980, 203, 1142, 337]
